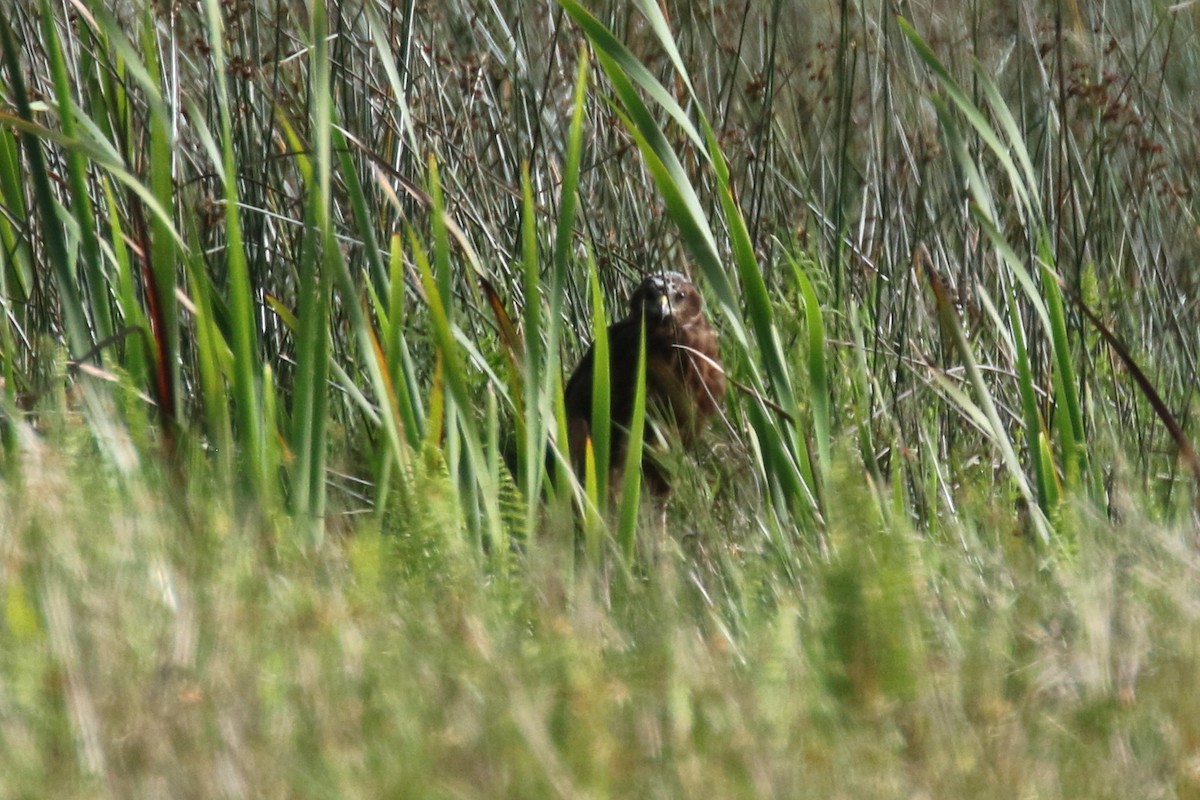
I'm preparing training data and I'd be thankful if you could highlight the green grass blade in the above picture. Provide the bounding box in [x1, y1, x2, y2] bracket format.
[1008, 288, 1051, 514]
[549, 44, 589, 317]
[102, 176, 148, 387]
[288, 215, 330, 536]
[792, 258, 830, 476]
[616, 322, 647, 561]
[0, 13, 92, 360]
[519, 163, 544, 535]
[541, 46, 590, 515]
[587, 255, 611, 507]
[385, 234, 424, 449]
[556, 0, 705, 152]
[286, 0, 339, 540]
[1038, 430, 1062, 514]
[427, 157, 454, 325]
[182, 248, 233, 480]
[139, 12, 179, 426]
[550, 367, 575, 506]
[1041, 263, 1087, 486]
[39, 0, 112, 346]
[0, 127, 33, 302]
[200, 0, 263, 496]
[361, 1, 421, 167]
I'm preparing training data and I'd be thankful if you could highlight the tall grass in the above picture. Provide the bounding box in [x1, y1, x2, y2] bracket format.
[2, 0, 1200, 792]
[4, 414, 1200, 797]
[2, 0, 1194, 539]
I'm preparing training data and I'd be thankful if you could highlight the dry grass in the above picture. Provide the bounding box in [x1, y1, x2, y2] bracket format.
[1, 0, 1200, 795]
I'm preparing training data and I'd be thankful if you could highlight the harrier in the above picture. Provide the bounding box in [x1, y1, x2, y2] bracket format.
[563, 271, 725, 495]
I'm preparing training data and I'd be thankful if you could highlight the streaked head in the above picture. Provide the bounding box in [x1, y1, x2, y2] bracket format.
[628, 271, 703, 325]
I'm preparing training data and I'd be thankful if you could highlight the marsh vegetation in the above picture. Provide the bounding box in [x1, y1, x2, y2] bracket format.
[2, 0, 1200, 796]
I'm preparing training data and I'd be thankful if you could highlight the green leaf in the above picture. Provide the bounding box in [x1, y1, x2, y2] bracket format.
[616, 322, 648, 561]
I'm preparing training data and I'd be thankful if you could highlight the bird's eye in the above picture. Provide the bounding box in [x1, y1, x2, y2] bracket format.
[675, 291, 685, 301]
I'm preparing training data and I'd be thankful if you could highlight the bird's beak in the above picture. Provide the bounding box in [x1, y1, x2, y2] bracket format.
[658, 293, 671, 320]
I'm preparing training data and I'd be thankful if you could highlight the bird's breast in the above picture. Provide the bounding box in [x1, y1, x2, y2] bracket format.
[642, 320, 723, 439]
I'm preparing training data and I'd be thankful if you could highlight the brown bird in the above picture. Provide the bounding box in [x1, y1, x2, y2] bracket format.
[563, 271, 725, 495]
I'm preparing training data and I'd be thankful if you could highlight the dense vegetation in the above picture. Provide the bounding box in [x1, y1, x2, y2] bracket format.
[2, 0, 1200, 796]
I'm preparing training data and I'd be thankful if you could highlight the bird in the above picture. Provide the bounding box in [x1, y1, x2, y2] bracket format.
[562, 270, 725, 496]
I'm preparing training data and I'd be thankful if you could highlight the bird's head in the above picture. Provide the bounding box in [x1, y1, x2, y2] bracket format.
[629, 271, 704, 327]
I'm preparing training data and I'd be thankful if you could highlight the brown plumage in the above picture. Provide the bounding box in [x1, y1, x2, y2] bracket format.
[563, 271, 725, 495]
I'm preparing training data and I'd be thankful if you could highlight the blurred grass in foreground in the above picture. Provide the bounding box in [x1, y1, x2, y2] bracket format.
[2, 0, 1200, 794]
[2, 416, 1200, 798]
